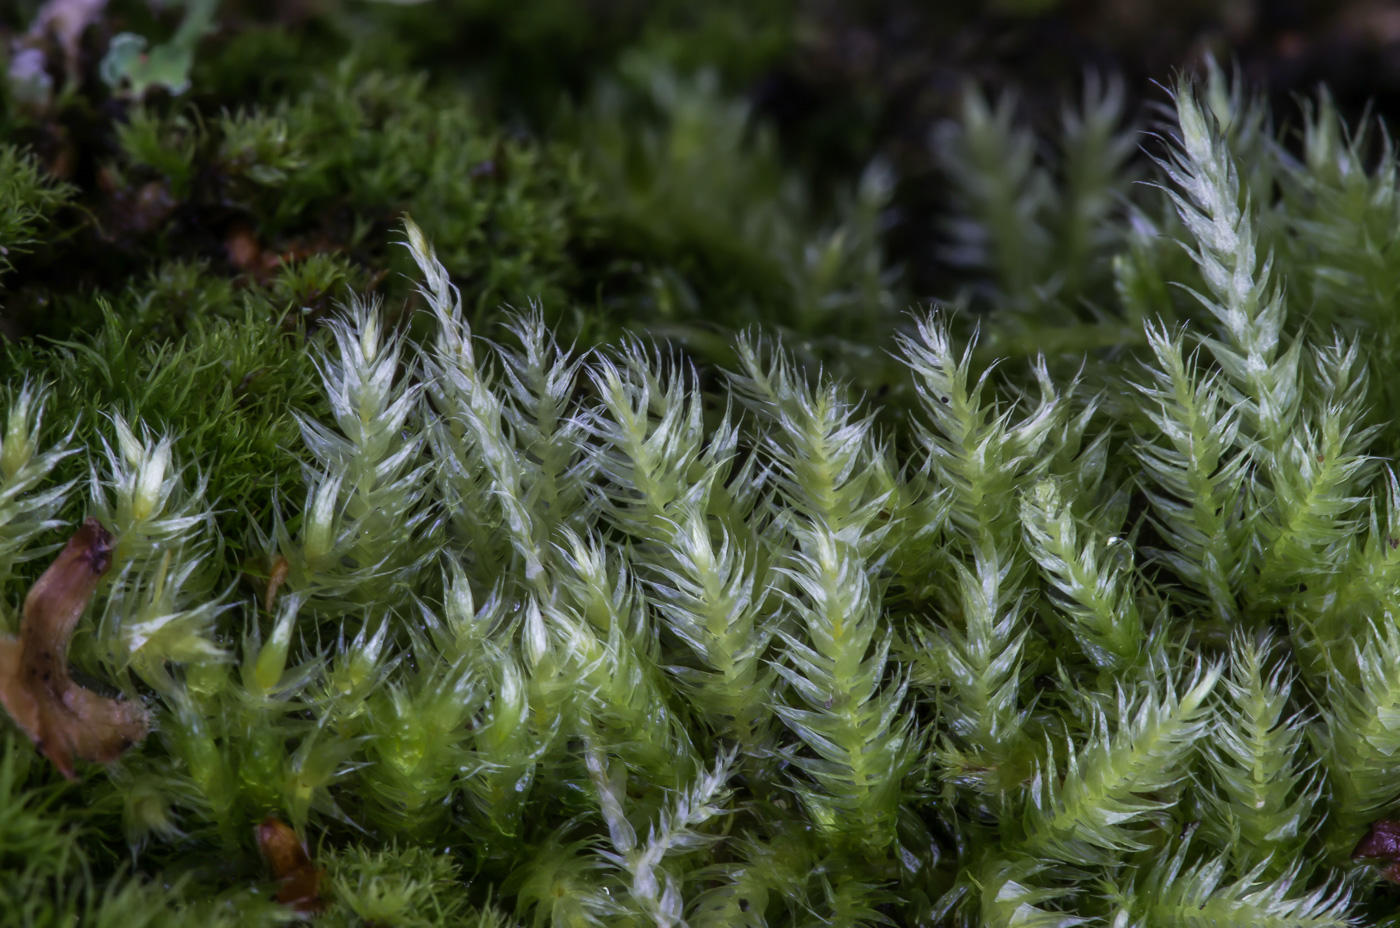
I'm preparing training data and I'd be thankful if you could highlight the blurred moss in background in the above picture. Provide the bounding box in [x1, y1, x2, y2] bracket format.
[3, 0, 1398, 345]
[1, 0, 1398, 437]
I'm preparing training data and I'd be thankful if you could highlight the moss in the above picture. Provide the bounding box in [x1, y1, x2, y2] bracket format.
[1, 0, 890, 369]
[8, 1, 1400, 925]
[2, 301, 323, 571]
[0, 144, 72, 281]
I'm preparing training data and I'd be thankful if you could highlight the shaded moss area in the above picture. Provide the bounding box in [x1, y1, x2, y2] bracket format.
[3, 0, 1394, 371]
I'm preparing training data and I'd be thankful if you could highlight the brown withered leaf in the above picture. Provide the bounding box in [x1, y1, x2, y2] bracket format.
[0, 519, 148, 780]
[258, 815, 325, 914]
[264, 555, 290, 614]
[1353, 819, 1400, 883]
[226, 223, 280, 280]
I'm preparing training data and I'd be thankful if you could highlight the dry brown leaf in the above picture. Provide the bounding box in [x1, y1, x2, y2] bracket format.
[1354, 819, 1400, 883]
[264, 554, 291, 614]
[0, 519, 148, 780]
[1354, 819, 1400, 860]
[257, 815, 325, 914]
[226, 223, 280, 279]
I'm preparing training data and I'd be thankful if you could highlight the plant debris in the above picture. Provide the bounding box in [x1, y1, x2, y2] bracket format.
[257, 815, 325, 914]
[0, 519, 148, 780]
[1353, 820, 1400, 883]
[263, 555, 291, 614]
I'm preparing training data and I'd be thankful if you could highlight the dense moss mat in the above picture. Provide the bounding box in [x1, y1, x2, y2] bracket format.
[7, 1, 1400, 926]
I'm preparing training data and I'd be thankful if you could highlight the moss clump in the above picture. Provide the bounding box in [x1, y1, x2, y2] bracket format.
[0, 143, 72, 291]
[9, 1, 1400, 925]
